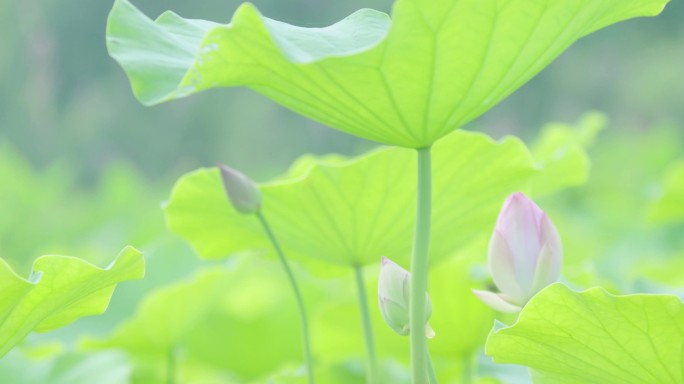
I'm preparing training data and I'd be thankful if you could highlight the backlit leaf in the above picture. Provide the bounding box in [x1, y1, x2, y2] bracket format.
[107, 0, 668, 147]
[0, 247, 144, 357]
[486, 283, 684, 384]
[164, 130, 552, 268]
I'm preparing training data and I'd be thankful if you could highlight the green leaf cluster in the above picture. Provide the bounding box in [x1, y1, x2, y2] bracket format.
[14, 0, 667, 382]
[86, 250, 496, 383]
[86, 257, 323, 383]
[0, 143, 163, 274]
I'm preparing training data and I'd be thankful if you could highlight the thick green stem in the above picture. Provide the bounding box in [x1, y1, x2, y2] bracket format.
[257, 212, 314, 384]
[410, 147, 433, 384]
[354, 265, 379, 384]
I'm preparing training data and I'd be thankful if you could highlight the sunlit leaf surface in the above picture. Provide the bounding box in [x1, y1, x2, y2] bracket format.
[107, 0, 668, 147]
[486, 283, 684, 384]
[0, 247, 144, 357]
[164, 129, 589, 268]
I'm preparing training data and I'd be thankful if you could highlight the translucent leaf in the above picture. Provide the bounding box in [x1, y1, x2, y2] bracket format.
[106, 0, 669, 147]
[486, 283, 684, 384]
[648, 160, 684, 224]
[0, 247, 144, 357]
[164, 130, 583, 268]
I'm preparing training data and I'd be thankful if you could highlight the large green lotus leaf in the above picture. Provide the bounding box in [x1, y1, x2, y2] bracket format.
[648, 160, 684, 224]
[486, 283, 684, 384]
[107, 0, 668, 147]
[86, 257, 329, 383]
[0, 246, 144, 358]
[165, 130, 575, 268]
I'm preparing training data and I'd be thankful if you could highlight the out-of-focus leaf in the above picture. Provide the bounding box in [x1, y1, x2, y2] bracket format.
[648, 160, 684, 224]
[0, 144, 164, 275]
[428, 253, 497, 381]
[0, 247, 144, 357]
[86, 257, 326, 383]
[530, 112, 606, 195]
[165, 129, 588, 269]
[486, 283, 684, 384]
[107, 0, 668, 147]
[629, 251, 684, 287]
[0, 349, 131, 384]
[262, 360, 410, 384]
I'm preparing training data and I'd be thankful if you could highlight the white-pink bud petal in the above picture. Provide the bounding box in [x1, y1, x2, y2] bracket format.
[378, 257, 433, 337]
[483, 192, 563, 311]
[488, 230, 526, 304]
[472, 289, 522, 313]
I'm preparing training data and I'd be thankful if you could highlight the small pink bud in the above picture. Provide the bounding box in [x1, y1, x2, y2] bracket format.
[474, 192, 562, 312]
[378, 257, 434, 338]
[217, 163, 262, 215]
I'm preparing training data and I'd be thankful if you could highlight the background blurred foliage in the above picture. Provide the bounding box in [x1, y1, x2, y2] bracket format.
[0, 0, 683, 382]
[539, 123, 684, 293]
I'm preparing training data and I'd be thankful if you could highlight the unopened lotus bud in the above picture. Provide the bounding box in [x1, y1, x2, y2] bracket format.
[378, 257, 435, 338]
[217, 163, 262, 215]
[473, 192, 563, 313]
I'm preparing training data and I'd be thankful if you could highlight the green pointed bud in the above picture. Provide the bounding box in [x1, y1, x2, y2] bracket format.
[378, 257, 435, 338]
[217, 163, 262, 215]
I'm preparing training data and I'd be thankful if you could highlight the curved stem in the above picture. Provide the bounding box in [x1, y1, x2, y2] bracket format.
[256, 212, 314, 384]
[410, 147, 433, 384]
[354, 265, 379, 384]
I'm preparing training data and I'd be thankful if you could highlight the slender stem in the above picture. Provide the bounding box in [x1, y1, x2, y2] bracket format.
[461, 355, 474, 384]
[256, 212, 314, 384]
[354, 265, 379, 384]
[167, 345, 177, 384]
[409, 147, 433, 384]
[427, 349, 438, 384]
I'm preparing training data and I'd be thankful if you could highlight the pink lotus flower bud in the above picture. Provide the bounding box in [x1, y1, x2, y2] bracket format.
[378, 257, 435, 338]
[217, 163, 262, 215]
[473, 192, 562, 313]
